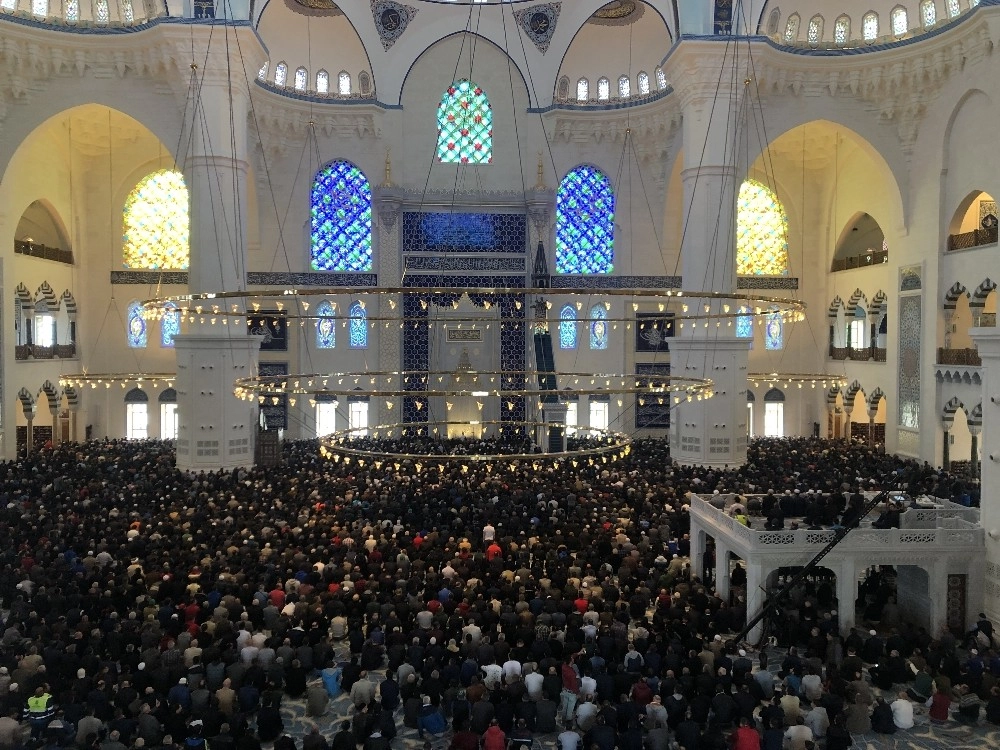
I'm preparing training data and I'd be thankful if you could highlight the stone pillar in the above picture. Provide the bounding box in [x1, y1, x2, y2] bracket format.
[969, 425, 981, 479]
[942, 427, 951, 470]
[745, 561, 765, 643]
[690, 528, 706, 584]
[928, 559, 948, 637]
[664, 45, 749, 467]
[836, 558, 857, 636]
[715, 544, 731, 600]
[971, 327, 1000, 623]
[172, 30, 264, 472]
[843, 405, 853, 441]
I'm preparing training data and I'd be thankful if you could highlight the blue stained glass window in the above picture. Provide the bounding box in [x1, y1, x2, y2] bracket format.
[161, 303, 180, 348]
[436, 80, 493, 164]
[310, 160, 372, 272]
[559, 305, 577, 349]
[590, 305, 608, 350]
[765, 308, 784, 350]
[556, 166, 615, 274]
[316, 300, 335, 349]
[127, 301, 147, 348]
[736, 306, 753, 338]
[349, 302, 367, 349]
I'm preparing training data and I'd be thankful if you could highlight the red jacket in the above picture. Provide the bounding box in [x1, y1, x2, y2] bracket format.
[482, 726, 506, 750]
[730, 726, 760, 750]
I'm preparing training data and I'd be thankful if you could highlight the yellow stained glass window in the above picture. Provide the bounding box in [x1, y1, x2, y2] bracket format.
[737, 179, 789, 276]
[123, 169, 190, 269]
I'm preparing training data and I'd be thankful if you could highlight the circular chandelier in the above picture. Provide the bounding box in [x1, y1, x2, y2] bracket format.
[318, 421, 634, 468]
[59, 372, 176, 389]
[748, 372, 848, 390]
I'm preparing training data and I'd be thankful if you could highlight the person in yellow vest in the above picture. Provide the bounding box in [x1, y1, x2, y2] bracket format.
[24, 684, 54, 741]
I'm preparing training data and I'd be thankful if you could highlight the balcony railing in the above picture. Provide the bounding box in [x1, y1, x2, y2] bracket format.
[831, 345, 886, 362]
[981, 313, 997, 327]
[14, 240, 74, 265]
[947, 226, 998, 251]
[14, 343, 76, 361]
[831, 248, 888, 272]
[937, 347, 982, 366]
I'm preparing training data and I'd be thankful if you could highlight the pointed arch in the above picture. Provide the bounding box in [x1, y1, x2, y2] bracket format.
[597, 77, 610, 101]
[737, 180, 789, 276]
[971, 278, 997, 308]
[294, 66, 308, 91]
[338, 71, 352, 96]
[556, 165, 616, 275]
[890, 5, 908, 36]
[349, 301, 367, 349]
[920, 0, 937, 27]
[576, 77, 589, 102]
[123, 169, 190, 270]
[316, 300, 335, 349]
[943, 395, 965, 425]
[834, 14, 850, 44]
[310, 160, 373, 272]
[127, 301, 147, 348]
[862, 11, 879, 41]
[436, 79, 492, 165]
[274, 62, 288, 87]
[944, 281, 968, 310]
[557, 75, 570, 100]
[807, 14, 823, 44]
[783, 12, 800, 41]
[637, 71, 650, 96]
[764, 306, 784, 350]
[161, 302, 180, 348]
[589, 305, 608, 350]
[559, 305, 577, 349]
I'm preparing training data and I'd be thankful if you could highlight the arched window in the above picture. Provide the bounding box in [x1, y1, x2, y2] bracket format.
[577, 78, 589, 101]
[123, 169, 190, 269]
[159, 388, 178, 440]
[735, 306, 753, 339]
[316, 70, 329, 94]
[655, 67, 667, 90]
[349, 302, 367, 348]
[294, 66, 308, 91]
[597, 77, 610, 101]
[766, 8, 780, 34]
[436, 80, 492, 164]
[359, 71, 372, 96]
[559, 305, 577, 349]
[891, 6, 908, 36]
[784, 13, 800, 41]
[557, 76, 570, 100]
[274, 62, 287, 87]
[920, 0, 937, 27]
[257, 61, 268, 80]
[764, 307, 784, 350]
[316, 300, 335, 349]
[556, 165, 615, 274]
[65, 0, 78, 20]
[589, 305, 608, 350]
[31, 0, 46, 15]
[807, 14, 823, 43]
[862, 12, 879, 41]
[161, 302, 180, 348]
[834, 15, 850, 44]
[637, 71, 650, 95]
[737, 179, 789, 275]
[310, 160, 373, 271]
[338, 71, 351, 96]
[121, 0, 133, 23]
[763, 387, 784, 437]
[947, 0, 960, 17]
[618, 75, 631, 98]
[124, 388, 149, 440]
[95, 0, 108, 23]
[127, 301, 147, 348]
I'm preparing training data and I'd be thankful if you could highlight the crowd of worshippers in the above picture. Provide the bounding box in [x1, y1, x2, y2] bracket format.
[0, 435, 986, 750]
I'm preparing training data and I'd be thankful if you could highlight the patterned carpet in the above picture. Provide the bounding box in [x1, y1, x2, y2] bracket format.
[270, 644, 1000, 750]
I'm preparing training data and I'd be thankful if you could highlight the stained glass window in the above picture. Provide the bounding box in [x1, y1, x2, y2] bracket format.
[349, 302, 367, 349]
[294, 67, 307, 91]
[597, 77, 610, 101]
[123, 169, 190, 270]
[559, 305, 577, 349]
[436, 80, 492, 164]
[920, 0, 936, 26]
[618, 75, 631, 98]
[65, 0, 78, 19]
[590, 305, 608, 350]
[947, 0, 960, 15]
[161, 303, 180, 348]
[834, 15, 850, 44]
[765, 308, 784, 350]
[862, 12, 878, 41]
[556, 165, 615, 274]
[258, 61, 268, 80]
[316, 70, 329, 94]
[338, 71, 351, 96]
[95, 0, 108, 23]
[784, 13, 800, 41]
[310, 160, 372, 271]
[316, 300, 335, 349]
[637, 71, 650, 95]
[1, 0, 15, 10]
[32, 0, 45, 16]
[737, 179, 789, 276]
[656, 67, 667, 89]
[736, 306, 753, 339]
[121, 0, 133, 23]
[577, 78, 589, 101]
[807, 15, 823, 43]
[127, 301, 147, 348]
[274, 62, 287, 87]
[891, 6, 907, 36]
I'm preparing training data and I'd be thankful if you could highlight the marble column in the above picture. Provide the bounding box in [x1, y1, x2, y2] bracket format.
[971, 327, 1000, 623]
[836, 558, 857, 636]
